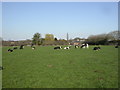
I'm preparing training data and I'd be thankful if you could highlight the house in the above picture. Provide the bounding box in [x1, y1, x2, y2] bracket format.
[70, 38, 86, 46]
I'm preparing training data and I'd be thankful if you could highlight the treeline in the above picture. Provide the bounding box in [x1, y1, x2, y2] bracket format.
[2, 39, 69, 46]
[2, 30, 120, 46]
[2, 33, 69, 46]
[32, 33, 69, 45]
[86, 31, 119, 45]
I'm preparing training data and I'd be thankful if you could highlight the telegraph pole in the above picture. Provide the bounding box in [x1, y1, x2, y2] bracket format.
[67, 33, 69, 45]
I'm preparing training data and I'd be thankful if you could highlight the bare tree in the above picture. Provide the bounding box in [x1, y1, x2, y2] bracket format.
[87, 34, 108, 45]
[107, 30, 119, 41]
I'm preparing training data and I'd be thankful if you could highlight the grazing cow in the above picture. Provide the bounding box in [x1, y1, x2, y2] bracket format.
[93, 47, 101, 51]
[32, 47, 35, 50]
[13, 47, 17, 50]
[0, 66, 3, 70]
[81, 44, 85, 48]
[8, 49, 13, 52]
[86, 43, 89, 48]
[75, 45, 79, 48]
[97, 47, 101, 50]
[54, 46, 62, 50]
[115, 45, 119, 48]
[20, 45, 24, 49]
[81, 43, 89, 48]
[64, 46, 70, 49]
[81, 44, 86, 48]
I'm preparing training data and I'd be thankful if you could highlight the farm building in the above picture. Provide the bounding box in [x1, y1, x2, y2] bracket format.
[70, 38, 86, 45]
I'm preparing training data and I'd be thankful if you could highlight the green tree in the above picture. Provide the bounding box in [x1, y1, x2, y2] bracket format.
[32, 33, 41, 45]
[44, 34, 54, 45]
[45, 34, 54, 41]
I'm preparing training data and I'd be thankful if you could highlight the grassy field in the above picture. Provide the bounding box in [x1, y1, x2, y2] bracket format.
[2, 45, 118, 88]
[0, 47, 2, 89]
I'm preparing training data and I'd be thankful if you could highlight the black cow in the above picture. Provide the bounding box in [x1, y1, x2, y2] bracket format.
[54, 46, 62, 50]
[93, 47, 101, 51]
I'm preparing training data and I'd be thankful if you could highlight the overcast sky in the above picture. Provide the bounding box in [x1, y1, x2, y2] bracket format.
[2, 2, 118, 40]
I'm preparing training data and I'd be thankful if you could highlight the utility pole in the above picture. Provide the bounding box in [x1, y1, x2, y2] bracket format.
[67, 33, 69, 45]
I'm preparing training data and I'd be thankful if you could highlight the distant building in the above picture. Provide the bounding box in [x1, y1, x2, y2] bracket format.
[70, 38, 86, 45]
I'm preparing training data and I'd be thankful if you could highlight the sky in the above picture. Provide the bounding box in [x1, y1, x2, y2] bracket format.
[2, 2, 118, 41]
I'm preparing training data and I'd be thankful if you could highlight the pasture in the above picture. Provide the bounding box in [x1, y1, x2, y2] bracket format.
[0, 47, 2, 89]
[2, 45, 118, 88]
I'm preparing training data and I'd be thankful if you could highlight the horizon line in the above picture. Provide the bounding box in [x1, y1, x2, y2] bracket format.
[1, 0, 119, 2]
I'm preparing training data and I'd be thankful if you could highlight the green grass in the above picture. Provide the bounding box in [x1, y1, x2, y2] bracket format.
[0, 47, 2, 89]
[2, 45, 118, 88]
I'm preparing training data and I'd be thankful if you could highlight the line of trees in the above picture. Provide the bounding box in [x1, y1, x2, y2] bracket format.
[86, 31, 119, 45]
[0, 37, 2, 46]
[2, 30, 120, 46]
[32, 31, 119, 46]
[32, 33, 68, 45]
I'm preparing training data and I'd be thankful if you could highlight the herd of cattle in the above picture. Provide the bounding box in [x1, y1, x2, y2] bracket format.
[7, 45, 36, 52]
[7, 43, 119, 53]
[0, 43, 118, 71]
[54, 43, 102, 51]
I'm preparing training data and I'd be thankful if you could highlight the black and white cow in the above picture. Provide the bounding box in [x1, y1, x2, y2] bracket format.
[115, 45, 119, 48]
[64, 46, 70, 49]
[93, 47, 101, 51]
[0, 66, 3, 70]
[20, 45, 24, 49]
[81, 43, 89, 48]
[8, 49, 13, 52]
[75, 45, 79, 48]
[32, 47, 35, 50]
[54, 46, 62, 50]
[81, 44, 85, 48]
[13, 47, 18, 50]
